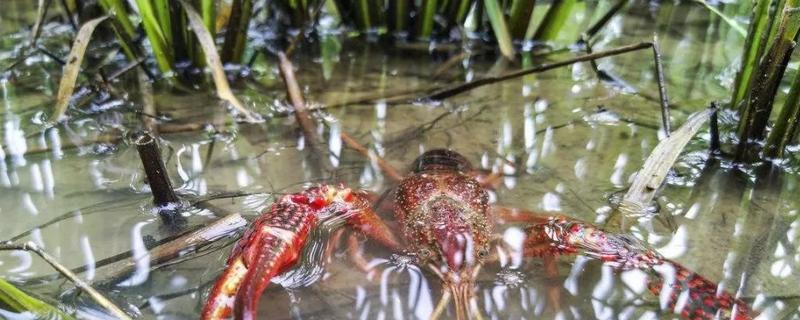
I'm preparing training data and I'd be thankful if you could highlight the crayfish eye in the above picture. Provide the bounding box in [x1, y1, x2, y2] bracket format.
[418, 248, 432, 259]
[477, 248, 489, 259]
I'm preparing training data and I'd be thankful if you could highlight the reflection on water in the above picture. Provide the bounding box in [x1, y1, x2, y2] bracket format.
[1, 1, 799, 319]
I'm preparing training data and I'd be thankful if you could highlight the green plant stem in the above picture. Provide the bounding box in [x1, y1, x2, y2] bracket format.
[533, 0, 576, 41]
[202, 0, 215, 33]
[508, 0, 535, 39]
[764, 71, 800, 158]
[737, 2, 800, 160]
[135, 0, 174, 72]
[484, 0, 515, 59]
[729, 0, 772, 111]
[418, 0, 438, 38]
[221, 0, 253, 64]
[153, 0, 173, 47]
[765, 0, 788, 55]
[393, 0, 409, 32]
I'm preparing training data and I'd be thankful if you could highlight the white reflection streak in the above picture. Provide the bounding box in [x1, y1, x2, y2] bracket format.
[191, 144, 203, 173]
[380, 267, 394, 305]
[591, 265, 615, 300]
[502, 227, 525, 268]
[8, 251, 32, 273]
[524, 104, 535, 150]
[174, 145, 190, 182]
[328, 121, 342, 167]
[49, 127, 63, 159]
[30, 163, 43, 192]
[655, 225, 688, 259]
[79, 236, 96, 281]
[392, 290, 404, 320]
[653, 263, 677, 310]
[22, 193, 39, 215]
[41, 159, 54, 198]
[4, 115, 28, 166]
[541, 127, 555, 158]
[355, 286, 366, 309]
[563, 256, 589, 295]
[119, 222, 150, 287]
[609, 153, 628, 187]
[574, 157, 587, 180]
[491, 286, 507, 311]
[673, 289, 690, 315]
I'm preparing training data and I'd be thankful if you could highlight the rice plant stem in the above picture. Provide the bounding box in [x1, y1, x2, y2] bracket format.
[419, 0, 438, 38]
[736, 3, 800, 160]
[484, 0, 515, 59]
[729, 0, 772, 111]
[764, 70, 800, 158]
[0, 242, 132, 319]
[533, 0, 576, 41]
[221, 0, 253, 64]
[201, 0, 215, 33]
[508, 0, 535, 39]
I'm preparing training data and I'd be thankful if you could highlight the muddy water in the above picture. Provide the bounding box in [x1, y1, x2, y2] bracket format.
[1, 1, 799, 319]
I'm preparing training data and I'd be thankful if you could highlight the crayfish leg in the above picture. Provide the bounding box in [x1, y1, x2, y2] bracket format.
[648, 263, 755, 320]
[522, 219, 757, 319]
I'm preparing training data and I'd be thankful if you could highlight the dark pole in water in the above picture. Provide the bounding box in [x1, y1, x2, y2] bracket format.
[133, 131, 183, 226]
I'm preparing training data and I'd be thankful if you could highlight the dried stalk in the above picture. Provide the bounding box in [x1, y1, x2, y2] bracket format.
[609, 107, 715, 230]
[0, 242, 132, 319]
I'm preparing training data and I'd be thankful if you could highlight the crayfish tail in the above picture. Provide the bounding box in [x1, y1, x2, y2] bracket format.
[648, 262, 756, 320]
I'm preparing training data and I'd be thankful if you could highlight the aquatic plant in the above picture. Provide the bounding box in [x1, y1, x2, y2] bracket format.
[727, 0, 800, 161]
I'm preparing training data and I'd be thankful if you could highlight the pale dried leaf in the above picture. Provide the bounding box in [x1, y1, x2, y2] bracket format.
[50, 15, 109, 123]
[178, 0, 260, 123]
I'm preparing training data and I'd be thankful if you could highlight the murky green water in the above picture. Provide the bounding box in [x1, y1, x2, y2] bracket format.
[1, 1, 799, 319]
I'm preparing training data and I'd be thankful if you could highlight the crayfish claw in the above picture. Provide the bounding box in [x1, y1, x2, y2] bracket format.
[201, 191, 322, 320]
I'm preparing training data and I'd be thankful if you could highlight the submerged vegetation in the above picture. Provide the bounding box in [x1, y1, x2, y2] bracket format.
[2, 0, 800, 319]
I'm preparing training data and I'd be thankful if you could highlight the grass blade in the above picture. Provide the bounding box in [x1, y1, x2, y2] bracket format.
[178, 0, 260, 122]
[533, 0, 576, 42]
[134, 0, 174, 72]
[484, 0, 515, 59]
[692, 0, 746, 37]
[0, 279, 75, 320]
[50, 15, 109, 123]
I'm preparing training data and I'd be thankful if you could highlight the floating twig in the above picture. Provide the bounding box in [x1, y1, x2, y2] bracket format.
[0, 242, 132, 319]
[425, 42, 649, 100]
[277, 52, 334, 173]
[99, 214, 247, 285]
